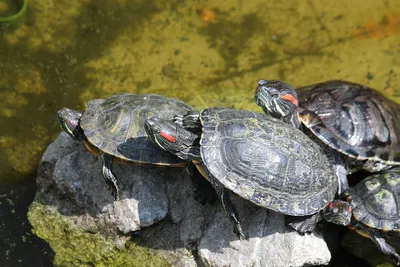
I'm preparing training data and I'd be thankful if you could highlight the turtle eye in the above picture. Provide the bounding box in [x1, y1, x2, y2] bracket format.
[281, 94, 298, 106]
[160, 132, 176, 143]
[267, 89, 279, 98]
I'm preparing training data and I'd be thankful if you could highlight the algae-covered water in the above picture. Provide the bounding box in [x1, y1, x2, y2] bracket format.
[1, 0, 400, 266]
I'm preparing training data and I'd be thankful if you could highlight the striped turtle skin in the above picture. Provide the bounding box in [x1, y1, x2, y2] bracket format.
[80, 93, 196, 165]
[199, 108, 338, 216]
[349, 168, 400, 231]
[296, 80, 400, 170]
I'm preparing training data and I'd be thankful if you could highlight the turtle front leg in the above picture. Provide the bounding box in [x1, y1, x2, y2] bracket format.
[101, 153, 120, 201]
[186, 162, 217, 205]
[306, 131, 349, 196]
[321, 145, 349, 196]
[331, 152, 349, 196]
[357, 223, 400, 265]
[286, 213, 322, 234]
[210, 175, 245, 240]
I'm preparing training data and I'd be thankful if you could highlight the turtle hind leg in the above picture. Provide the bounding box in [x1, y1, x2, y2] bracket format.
[101, 153, 120, 201]
[357, 223, 400, 265]
[210, 175, 245, 240]
[286, 213, 322, 234]
[186, 162, 217, 205]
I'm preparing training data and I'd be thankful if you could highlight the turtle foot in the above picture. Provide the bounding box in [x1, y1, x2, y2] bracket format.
[391, 254, 400, 266]
[193, 186, 217, 205]
[187, 162, 217, 205]
[286, 214, 319, 234]
[233, 223, 245, 241]
[108, 185, 120, 201]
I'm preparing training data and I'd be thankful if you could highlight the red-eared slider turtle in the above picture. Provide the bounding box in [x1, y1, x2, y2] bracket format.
[254, 80, 400, 193]
[324, 167, 400, 265]
[57, 93, 197, 201]
[144, 107, 339, 239]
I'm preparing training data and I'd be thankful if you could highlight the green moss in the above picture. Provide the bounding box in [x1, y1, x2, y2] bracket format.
[28, 202, 170, 267]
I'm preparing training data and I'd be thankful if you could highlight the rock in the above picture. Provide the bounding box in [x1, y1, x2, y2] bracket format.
[197, 196, 331, 267]
[33, 132, 171, 245]
[29, 132, 333, 266]
[341, 228, 400, 267]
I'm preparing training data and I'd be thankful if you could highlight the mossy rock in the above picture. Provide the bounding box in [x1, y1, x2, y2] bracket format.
[28, 202, 170, 267]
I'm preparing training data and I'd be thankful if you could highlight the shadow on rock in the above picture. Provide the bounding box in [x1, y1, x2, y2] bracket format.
[29, 132, 333, 266]
[32, 132, 176, 244]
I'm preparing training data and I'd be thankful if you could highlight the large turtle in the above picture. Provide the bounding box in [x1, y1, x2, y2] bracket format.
[144, 107, 339, 239]
[324, 167, 400, 265]
[254, 80, 400, 193]
[57, 93, 197, 200]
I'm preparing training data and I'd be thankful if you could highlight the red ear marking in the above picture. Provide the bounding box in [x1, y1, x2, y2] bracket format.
[329, 202, 334, 209]
[347, 207, 352, 213]
[281, 94, 298, 106]
[160, 132, 176, 143]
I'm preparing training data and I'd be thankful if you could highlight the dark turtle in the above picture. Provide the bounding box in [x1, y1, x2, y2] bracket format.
[324, 167, 400, 265]
[144, 107, 339, 239]
[57, 93, 197, 200]
[254, 80, 400, 193]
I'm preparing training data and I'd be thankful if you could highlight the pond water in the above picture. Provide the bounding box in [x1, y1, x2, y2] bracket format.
[1, 0, 400, 266]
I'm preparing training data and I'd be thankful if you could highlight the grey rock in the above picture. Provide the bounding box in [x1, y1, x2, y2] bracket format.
[34, 132, 172, 244]
[341, 228, 400, 266]
[32, 132, 333, 266]
[198, 195, 331, 267]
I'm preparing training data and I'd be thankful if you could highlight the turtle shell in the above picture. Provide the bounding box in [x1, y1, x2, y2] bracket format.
[297, 80, 400, 167]
[80, 93, 196, 165]
[349, 168, 400, 231]
[199, 107, 338, 216]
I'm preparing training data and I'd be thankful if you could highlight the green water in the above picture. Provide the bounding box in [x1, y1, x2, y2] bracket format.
[1, 0, 400, 266]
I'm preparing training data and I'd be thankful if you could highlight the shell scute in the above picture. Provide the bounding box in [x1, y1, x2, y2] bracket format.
[80, 93, 197, 164]
[200, 108, 337, 216]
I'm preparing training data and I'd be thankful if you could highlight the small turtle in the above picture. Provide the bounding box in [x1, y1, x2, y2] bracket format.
[144, 107, 339, 239]
[324, 167, 400, 265]
[57, 93, 197, 200]
[254, 80, 400, 193]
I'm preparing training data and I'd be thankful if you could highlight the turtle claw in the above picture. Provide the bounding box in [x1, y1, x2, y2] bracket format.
[285, 214, 320, 234]
[192, 180, 218, 205]
[193, 188, 217, 205]
[105, 182, 120, 201]
[392, 254, 400, 266]
[385, 249, 400, 266]
[233, 223, 245, 241]
[111, 186, 120, 201]
[112, 190, 120, 201]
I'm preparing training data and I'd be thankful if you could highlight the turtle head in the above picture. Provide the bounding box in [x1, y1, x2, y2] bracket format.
[323, 199, 352, 226]
[144, 116, 200, 161]
[57, 108, 86, 141]
[255, 79, 301, 128]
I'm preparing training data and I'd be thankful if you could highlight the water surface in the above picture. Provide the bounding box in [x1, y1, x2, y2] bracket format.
[1, 0, 400, 265]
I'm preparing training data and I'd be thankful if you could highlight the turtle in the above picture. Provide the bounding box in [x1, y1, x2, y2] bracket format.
[324, 167, 400, 265]
[254, 79, 400, 194]
[144, 107, 339, 239]
[57, 93, 197, 201]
